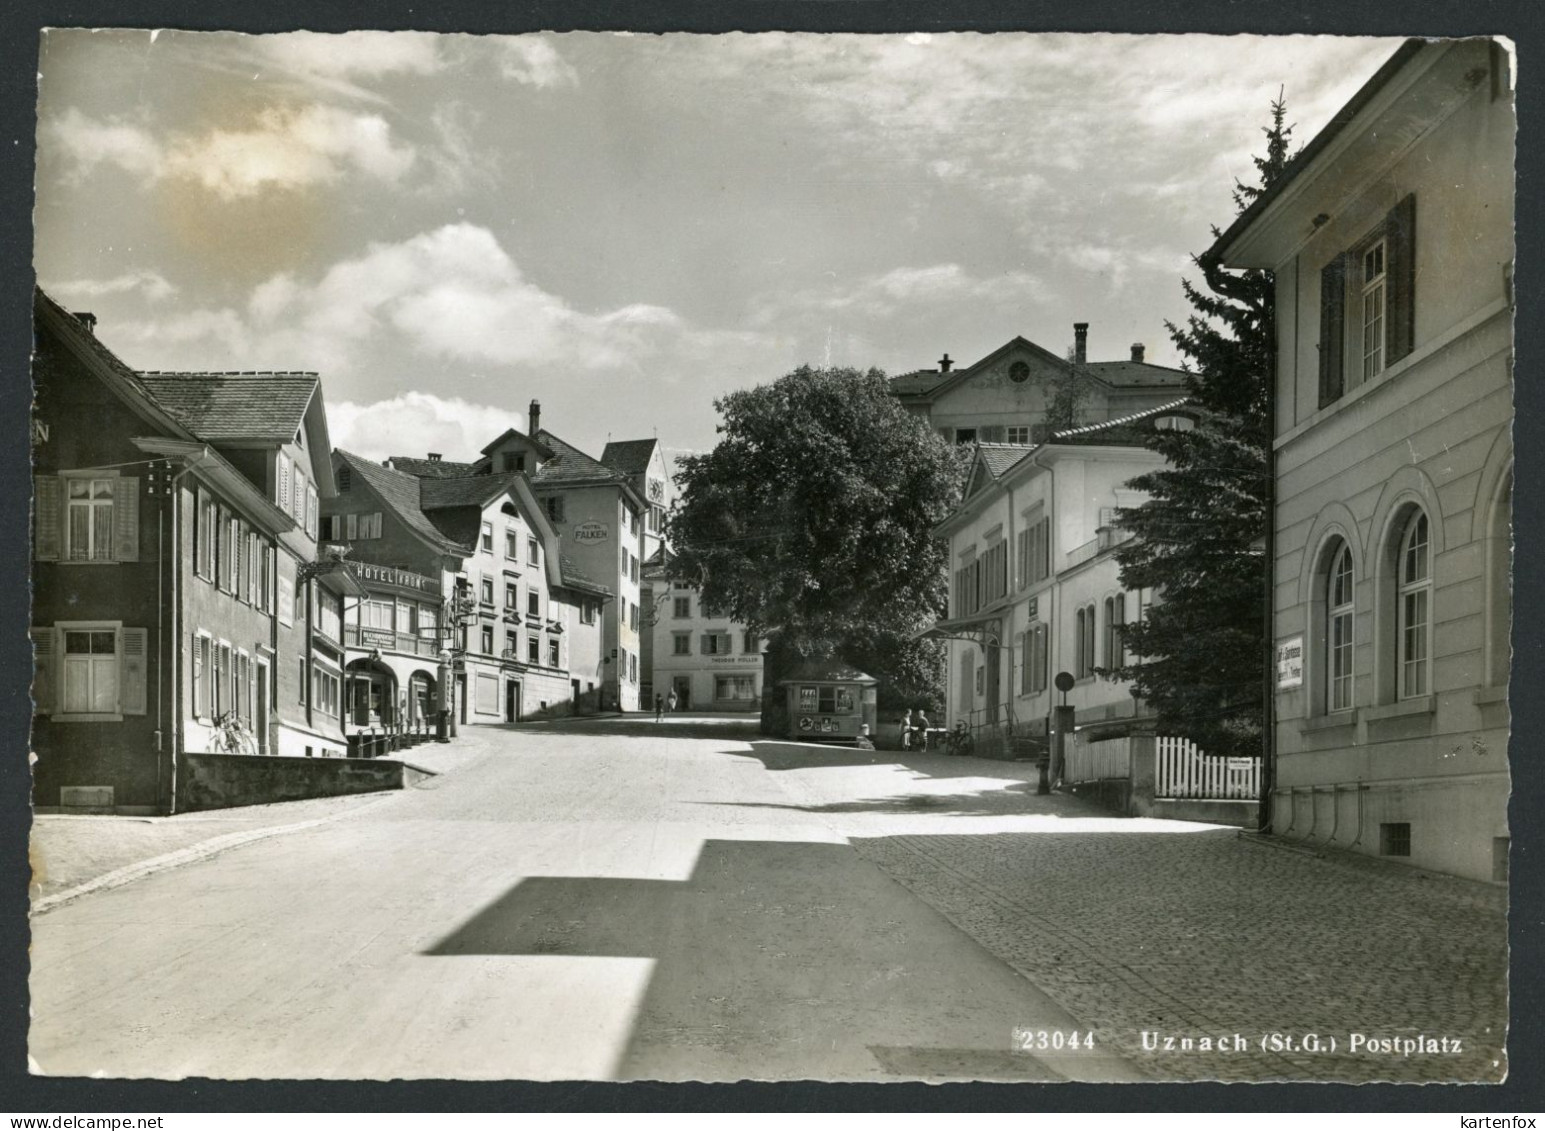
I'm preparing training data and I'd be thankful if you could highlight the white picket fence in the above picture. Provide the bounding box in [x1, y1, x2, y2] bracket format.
[1065, 734, 1131, 784]
[1155, 736, 1261, 800]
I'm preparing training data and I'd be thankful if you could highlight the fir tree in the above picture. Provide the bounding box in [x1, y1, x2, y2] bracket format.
[1106, 94, 1294, 758]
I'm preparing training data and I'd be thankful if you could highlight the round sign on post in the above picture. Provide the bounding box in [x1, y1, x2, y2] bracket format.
[1054, 671, 1075, 694]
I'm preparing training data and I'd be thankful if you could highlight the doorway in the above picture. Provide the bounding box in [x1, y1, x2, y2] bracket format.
[985, 620, 1002, 725]
[672, 676, 691, 711]
[456, 673, 467, 725]
[254, 661, 270, 754]
[505, 680, 522, 723]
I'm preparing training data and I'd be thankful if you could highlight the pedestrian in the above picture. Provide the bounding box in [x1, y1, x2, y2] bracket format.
[654, 693, 665, 722]
[667, 688, 678, 714]
[914, 709, 931, 751]
[900, 709, 913, 749]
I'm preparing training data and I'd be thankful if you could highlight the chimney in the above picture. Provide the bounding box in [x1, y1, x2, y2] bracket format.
[74, 311, 97, 335]
[1073, 323, 1088, 365]
[529, 399, 541, 437]
[938, 353, 953, 373]
[428, 453, 442, 463]
[1130, 342, 1145, 363]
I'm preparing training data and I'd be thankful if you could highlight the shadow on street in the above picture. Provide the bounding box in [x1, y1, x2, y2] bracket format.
[424, 836, 1121, 1082]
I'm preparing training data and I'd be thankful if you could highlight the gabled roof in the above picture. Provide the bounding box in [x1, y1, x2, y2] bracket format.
[600, 438, 659, 476]
[419, 472, 522, 511]
[384, 455, 480, 479]
[890, 334, 1187, 403]
[531, 429, 630, 488]
[1210, 39, 1425, 266]
[34, 288, 197, 441]
[480, 427, 555, 459]
[334, 450, 464, 554]
[137, 371, 320, 443]
[977, 442, 1035, 478]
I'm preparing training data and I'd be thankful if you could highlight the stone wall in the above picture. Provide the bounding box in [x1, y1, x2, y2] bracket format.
[177, 750, 428, 813]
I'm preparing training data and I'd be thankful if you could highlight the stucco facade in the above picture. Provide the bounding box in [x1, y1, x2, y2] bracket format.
[646, 575, 763, 713]
[890, 330, 1187, 446]
[1215, 39, 1513, 881]
[930, 421, 1169, 749]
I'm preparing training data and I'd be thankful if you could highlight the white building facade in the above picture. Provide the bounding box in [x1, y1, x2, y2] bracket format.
[1213, 38, 1513, 881]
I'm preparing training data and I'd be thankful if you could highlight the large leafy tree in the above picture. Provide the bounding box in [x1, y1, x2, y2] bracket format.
[1108, 95, 1293, 758]
[667, 366, 962, 730]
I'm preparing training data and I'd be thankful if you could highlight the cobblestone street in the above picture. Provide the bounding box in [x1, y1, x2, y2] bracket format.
[761, 744, 1509, 1084]
[31, 719, 1509, 1083]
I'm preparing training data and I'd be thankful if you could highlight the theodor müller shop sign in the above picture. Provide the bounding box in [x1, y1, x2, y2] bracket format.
[573, 521, 610, 544]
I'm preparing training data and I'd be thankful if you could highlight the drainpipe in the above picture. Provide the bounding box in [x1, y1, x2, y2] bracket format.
[1260, 304, 1279, 834]
[1029, 446, 1058, 731]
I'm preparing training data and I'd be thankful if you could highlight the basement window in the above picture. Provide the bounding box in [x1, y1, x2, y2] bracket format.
[1379, 822, 1411, 858]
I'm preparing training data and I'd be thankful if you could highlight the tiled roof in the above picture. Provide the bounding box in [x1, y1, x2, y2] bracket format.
[531, 430, 627, 487]
[558, 554, 612, 596]
[889, 369, 950, 397]
[419, 473, 520, 511]
[385, 455, 480, 479]
[976, 442, 1035, 478]
[1050, 397, 1193, 443]
[599, 438, 658, 476]
[334, 450, 465, 553]
[1083, 360, 1188, 389]
[137, 371, 319, 442]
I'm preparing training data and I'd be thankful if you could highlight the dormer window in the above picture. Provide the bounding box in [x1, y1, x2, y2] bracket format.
[502, 452, 525, 473]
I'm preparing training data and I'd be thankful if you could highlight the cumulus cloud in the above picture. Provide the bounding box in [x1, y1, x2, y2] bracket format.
[43, 104, 417, 199]
[47, 270, 177, 302]
[496, 37, 579, 88]
[44, 109, 162, 182]
[107, 222, 774, 382]
[329, 393, 526, 464]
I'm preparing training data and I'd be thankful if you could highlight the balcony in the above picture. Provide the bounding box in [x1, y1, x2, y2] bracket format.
[345, 625, 442, 658]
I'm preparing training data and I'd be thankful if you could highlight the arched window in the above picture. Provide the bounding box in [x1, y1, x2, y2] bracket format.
[1328, 542, 1355, 712]
[1397, 511, 1431, 699]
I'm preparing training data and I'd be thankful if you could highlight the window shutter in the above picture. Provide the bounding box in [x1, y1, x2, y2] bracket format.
[31, 627, 56, 714]
[113, 477, 140, 561]
[1318, 254, 1348, 408]
[1386, 194, 1417, 365]
[34, 476, 61, 561]
[121, 627, 148, 715]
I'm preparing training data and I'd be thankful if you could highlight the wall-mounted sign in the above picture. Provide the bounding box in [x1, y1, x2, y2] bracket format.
[1276, 636, 1304, 689]
[574, 521, 610, 544]
[355, 563, 437, 594]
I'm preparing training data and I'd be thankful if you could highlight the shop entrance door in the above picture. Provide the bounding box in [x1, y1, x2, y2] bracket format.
[505, 680, 521, 723]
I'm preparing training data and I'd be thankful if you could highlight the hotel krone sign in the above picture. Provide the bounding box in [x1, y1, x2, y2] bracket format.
[356, 563, 438, 596]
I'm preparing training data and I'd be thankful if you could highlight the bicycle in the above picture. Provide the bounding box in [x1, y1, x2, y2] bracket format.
[211, 711, 260, 757]
[946, 722, 975, 757]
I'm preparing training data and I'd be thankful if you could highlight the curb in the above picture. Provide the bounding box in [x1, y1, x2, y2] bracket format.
[31, 792, 399, 916]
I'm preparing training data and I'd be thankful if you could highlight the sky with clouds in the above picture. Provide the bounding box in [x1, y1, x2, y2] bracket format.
[34, 30, 1401, 465]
